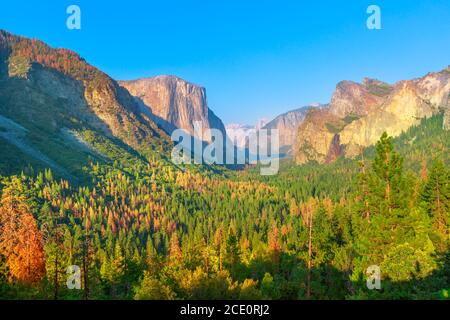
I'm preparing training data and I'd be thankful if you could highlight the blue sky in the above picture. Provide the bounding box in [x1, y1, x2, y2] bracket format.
[1, 1, 449, 124]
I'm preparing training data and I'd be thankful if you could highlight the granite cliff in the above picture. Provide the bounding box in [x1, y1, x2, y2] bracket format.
[119, 76, 226, 142]
[295, 67, 450, 164]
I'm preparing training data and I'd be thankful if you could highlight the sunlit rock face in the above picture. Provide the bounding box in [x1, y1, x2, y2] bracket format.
[295, 67, 450, 164]
[444, 108, 450, 131]
[119, 76, 226, 142]
[263, 105, 325, 148]
[329, 78, 392, 118]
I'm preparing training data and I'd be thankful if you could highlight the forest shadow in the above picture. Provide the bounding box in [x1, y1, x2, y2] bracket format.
[236, 249, 450, 300]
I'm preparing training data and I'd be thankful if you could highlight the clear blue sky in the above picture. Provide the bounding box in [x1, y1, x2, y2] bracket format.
[1, 0, 449, 124]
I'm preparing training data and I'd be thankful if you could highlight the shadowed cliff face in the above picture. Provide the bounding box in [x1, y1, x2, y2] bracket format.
[295, 67, 450, 164]
[119, 76, 227, 143]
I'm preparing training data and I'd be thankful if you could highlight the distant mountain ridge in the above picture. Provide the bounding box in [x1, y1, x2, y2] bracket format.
[225, 123, 254, 149]
[225, 118, 268, 149]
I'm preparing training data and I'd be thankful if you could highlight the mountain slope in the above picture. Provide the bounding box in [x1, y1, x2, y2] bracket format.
[295, 68, 450, 164]
[0, 30, 170, 177]
[263, 104, 326, 148]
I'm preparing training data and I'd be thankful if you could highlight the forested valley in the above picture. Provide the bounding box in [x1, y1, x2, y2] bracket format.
[0, 114, 448, 300]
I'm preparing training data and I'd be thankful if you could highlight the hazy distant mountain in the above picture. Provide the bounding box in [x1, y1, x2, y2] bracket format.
[255, 118, 269, 130]
[226, 118, 269, 148]
[226, 123, 253, 148]
[263, 104, 326, 148]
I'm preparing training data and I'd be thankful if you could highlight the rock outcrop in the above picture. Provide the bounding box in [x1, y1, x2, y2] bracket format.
[444, 107, 450, 130]
[329, 78, 392, 118]
[119, 76, 226, 142]
[295, 67, 450, 164]
[263, 104, 325, 148]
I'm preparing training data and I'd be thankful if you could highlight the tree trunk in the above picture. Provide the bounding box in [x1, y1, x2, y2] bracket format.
[54, 253, 59, 300]
[307, 210, 313, 299]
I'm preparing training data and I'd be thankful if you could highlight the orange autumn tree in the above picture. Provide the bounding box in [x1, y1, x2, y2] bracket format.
[268, 223, 281, 265]
[0, 178, 45, 285]
[169, 232, 182, 262]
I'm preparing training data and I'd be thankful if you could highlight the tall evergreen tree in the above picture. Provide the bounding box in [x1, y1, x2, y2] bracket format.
[421, 160, 450, 252]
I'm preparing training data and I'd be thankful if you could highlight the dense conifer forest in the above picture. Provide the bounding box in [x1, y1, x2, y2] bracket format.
[0, 115, 448, 300]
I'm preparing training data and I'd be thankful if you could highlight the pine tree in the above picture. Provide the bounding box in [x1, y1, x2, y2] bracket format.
[145, 237, 159, 273]
[370, 132, 406, 215]
[0, 179, 45, 285]
[214, 226, 224, 271]
[134, 271, 175, 300]
[169, 232, 182, 262]
[352, 133, 439, 297]
[421, 160, 450, 251]
[268, 223, 281, 265]
[224, 227, 240, 273]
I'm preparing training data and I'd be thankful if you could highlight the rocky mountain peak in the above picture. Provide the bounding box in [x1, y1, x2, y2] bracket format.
[329, 79, 390, 118]
[262, 104, 325, 148]
[119, 76, 226, 142]
[295, 67, 450, 165]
